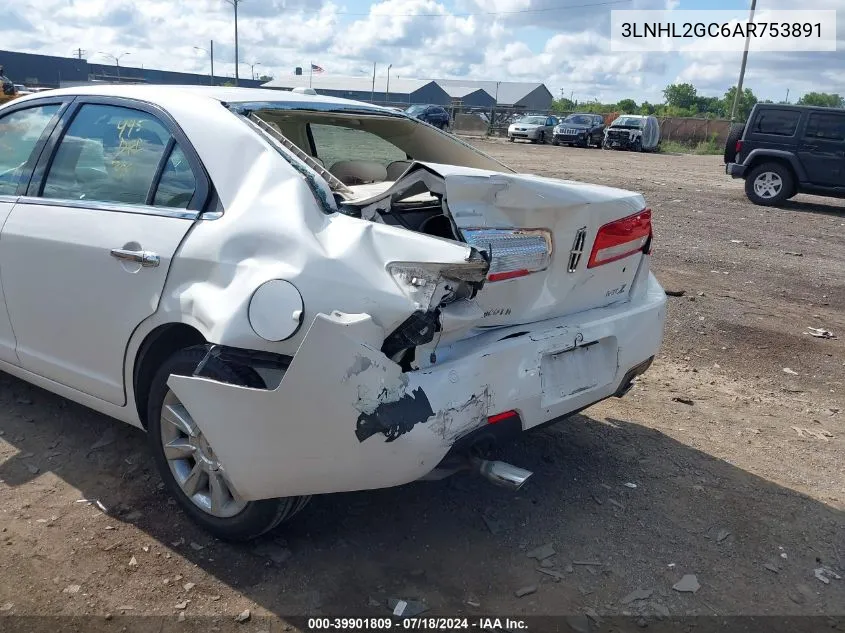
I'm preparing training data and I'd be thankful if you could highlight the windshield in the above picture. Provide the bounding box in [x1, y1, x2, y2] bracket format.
[517, 116, 547, 125]
[405, 105, 426, 115]
[612, 117, 644, 128]
[563, 115, 592, 125]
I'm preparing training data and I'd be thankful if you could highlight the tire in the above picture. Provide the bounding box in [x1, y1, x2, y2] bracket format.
[632, 138, 643, 152]
[538, 131, 545, 144]
[552, 139, 559, 146]
[745, 162, 794, 207]
[724, 123, 745, 164]
[508, 136, 515, 142]
[147, 347, 310, 541]
[585, 134, 593, 148]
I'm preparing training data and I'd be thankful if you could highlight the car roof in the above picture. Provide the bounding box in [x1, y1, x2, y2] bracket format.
[754, 103, 843, 112]
[10, 84, 399, 113]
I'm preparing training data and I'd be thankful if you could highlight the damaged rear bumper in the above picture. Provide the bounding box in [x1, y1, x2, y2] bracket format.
[167, 274, 666, 501]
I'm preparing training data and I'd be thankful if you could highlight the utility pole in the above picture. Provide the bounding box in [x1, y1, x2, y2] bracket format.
[371, 62, 376, 103]
[74, 48, 86, 60]
[386, 64, 392, 105]
[785, 88, 790, 104]
[225, 0, 244, 86]
[730, 0, 757, 122]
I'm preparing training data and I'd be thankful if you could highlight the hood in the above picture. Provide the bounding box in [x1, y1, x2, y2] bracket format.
[511, 122, 543, 129]
[557, 122, 590, 129]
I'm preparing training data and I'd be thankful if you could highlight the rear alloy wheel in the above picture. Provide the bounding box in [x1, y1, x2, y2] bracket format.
[148, 347, 309, 541]
[745, 162, 793, 206]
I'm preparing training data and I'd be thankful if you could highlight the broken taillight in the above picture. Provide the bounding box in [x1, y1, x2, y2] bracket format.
[587, 209, 652, 268]
[461, 228, 552, 282]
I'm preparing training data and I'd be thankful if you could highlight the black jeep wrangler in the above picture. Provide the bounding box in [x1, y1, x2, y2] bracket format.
[725, 103, 845, 206]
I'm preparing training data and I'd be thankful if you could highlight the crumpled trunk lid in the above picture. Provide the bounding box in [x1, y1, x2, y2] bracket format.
[353, 162, 649, 329]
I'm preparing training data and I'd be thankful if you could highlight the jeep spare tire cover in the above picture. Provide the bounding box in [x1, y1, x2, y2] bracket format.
[642, 116, 660, 150]
[724, 123, 745, 164]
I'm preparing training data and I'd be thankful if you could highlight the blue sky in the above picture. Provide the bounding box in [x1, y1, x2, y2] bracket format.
[1, 0, 842, 104]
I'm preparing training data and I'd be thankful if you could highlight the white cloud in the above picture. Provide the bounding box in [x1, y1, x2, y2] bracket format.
[1, 0, 841, 105]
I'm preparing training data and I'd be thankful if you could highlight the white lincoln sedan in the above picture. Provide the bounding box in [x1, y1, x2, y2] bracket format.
[0, 86, 666, 540]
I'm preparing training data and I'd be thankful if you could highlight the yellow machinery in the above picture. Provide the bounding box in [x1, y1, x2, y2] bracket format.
[0, 71, 19, 105]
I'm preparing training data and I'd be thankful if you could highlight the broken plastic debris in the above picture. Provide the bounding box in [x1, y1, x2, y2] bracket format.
[388, 598, 428, 617]
[623, 482, 637, 489]
[783, 368, 799, 376]
[672, 574, 700, 593]
[814, 567, 842, 584]
[807, 327, 835, 339]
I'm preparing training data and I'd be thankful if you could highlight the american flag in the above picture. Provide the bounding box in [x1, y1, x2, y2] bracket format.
[311, 63, 324, 74]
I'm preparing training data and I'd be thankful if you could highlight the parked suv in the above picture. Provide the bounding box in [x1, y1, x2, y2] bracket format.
[725, 104, 845, 206]
[405, 104, 451, 130]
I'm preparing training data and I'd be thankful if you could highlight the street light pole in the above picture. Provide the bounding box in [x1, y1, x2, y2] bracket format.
[99, 52, 130, 81]
[730, 0, 757, 122]
[225, 0, 244, 86]
[249, 62, 261, 80]
[386, 64, 392, 105]
[371, 61, 376, 103]
[194, 42, 215, 85]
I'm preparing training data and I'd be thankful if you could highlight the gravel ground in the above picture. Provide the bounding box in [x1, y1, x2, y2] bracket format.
[0, 139, 842, 629]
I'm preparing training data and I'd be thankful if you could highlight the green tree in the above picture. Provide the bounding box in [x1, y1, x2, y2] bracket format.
[639, 101, 656, 115]
[722, 86, 758, 121]
[695, 96, 724, 117]
[663, 83, 698, 110]
[797, 92, 844, 108]
[616, 98, 638, 113]
[551, 97, 575, 113]
[258, 74, 274, 82]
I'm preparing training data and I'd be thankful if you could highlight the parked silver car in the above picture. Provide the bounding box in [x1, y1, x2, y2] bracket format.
[508, 115, 558, 144]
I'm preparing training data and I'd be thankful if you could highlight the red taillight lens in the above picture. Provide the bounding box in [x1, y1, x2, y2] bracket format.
[488, 269, 531, 282]
[487, 410, 519, 425]
[735, 139, 743, 156]
[587, 209, 652, 268]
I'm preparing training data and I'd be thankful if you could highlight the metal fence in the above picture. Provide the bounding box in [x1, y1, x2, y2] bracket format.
[450, 105, 733, 147]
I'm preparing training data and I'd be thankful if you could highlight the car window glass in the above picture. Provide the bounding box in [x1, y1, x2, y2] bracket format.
[42, 104, 171, 205]
[153, 144, 196, 208]
[0, 104, 60, 196]
[310, 123, 407, 169]
[805, 113, 845, 142]
[752, 110, 800, 136]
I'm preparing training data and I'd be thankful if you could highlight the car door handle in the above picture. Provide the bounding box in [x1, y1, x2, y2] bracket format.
[803, 144, 818, 151]
[110, 248, 160, 268]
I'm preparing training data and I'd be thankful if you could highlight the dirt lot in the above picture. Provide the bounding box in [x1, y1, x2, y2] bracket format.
[0, 140, 843, 628]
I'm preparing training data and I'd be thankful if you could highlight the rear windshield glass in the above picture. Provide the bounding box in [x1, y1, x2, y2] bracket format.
[752, 110, 800, 136]
[612, 117, 643, 127]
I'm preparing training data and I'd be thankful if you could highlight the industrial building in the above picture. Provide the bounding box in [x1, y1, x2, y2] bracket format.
[0, 49, 263, 89]
[0, 49, 553, 110]
[262, 74, 553, 110]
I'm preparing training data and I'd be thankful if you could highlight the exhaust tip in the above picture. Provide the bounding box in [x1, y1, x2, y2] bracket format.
[475, 459, 533, 491]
